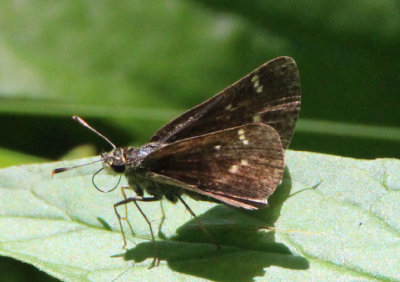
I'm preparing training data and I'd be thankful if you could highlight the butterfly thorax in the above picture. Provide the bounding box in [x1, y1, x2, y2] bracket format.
[101, 142, 163, 174]
[124, 142, 163, 169]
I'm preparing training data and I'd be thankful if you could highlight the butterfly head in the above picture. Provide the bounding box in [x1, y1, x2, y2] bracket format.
[101, 147, 127, 174]
[52, 116, 127, 193]
[52, 116, 127, 176]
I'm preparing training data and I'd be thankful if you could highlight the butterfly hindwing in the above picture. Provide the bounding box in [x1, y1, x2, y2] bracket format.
[150, 56, 301, 149]
[144, 123, 284, 209]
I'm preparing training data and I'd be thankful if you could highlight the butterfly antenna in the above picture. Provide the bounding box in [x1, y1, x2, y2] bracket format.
[72, 115, 116, 149]
[52, 159, 102, 176]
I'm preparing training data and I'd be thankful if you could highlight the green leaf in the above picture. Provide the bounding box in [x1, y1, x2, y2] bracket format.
[1, 151, 399, 281]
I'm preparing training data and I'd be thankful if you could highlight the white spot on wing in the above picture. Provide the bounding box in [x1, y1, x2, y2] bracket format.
[252, 114, 261, 122]
[238, 129, 248, 143]
[225, 104, 233, 110]
[229, 165, 238, 173]
[251, 74, 262, 93]
[241, 160, 249, 166]
[214, 145, 221, 150]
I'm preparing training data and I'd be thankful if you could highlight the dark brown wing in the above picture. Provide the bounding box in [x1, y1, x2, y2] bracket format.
[144, 123, 284, 209]
[150, 56, 301, 149]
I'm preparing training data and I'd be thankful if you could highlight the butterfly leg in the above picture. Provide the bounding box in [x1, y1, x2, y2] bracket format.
[157, 200, 167, 239]
[114, 195, 161, 266]
[120, 186, 132, 220]
[177, 195, 220, 250]
[118, 186, 137, 243]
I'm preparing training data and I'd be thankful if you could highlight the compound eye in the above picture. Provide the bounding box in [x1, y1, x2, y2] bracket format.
[111, 163, 125, 173]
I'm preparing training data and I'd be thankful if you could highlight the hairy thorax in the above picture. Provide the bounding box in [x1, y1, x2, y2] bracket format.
[123, 142, 184, 202]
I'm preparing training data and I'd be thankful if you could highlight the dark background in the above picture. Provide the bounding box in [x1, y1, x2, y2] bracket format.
[0, 0, 399, 281]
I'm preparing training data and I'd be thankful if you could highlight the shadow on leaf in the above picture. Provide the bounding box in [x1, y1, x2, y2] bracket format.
[123, 167, 309, 281]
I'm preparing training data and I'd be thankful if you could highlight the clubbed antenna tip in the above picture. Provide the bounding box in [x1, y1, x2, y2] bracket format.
[51, 159, 102, 177]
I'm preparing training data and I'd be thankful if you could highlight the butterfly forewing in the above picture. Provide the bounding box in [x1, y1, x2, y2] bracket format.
[144, 123, 284, 209]
[150, 56, 300, 149]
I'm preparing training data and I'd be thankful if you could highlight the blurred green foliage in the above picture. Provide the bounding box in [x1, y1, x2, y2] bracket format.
[0, 0, 399, 280]
[0, 0, 399, 162]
